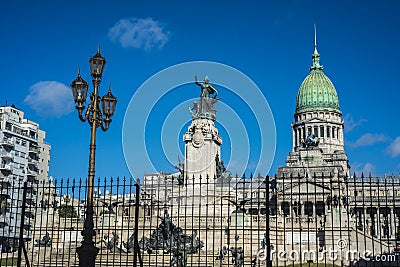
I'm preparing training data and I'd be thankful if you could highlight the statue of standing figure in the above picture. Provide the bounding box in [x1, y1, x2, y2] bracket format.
[195, 75, 218, 98]
[193, 75, 220, 120]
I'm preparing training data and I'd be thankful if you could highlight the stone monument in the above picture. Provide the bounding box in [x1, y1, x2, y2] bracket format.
[183, 76, 222, 180]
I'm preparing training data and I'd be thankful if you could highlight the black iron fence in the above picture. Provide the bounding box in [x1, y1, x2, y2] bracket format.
[1, 174, 400, 266]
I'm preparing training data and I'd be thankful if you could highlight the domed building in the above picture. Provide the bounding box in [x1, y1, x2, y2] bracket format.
[294, 44, 343, 154]
[277, 38, 350, 181]
[271, 37, 356, 263]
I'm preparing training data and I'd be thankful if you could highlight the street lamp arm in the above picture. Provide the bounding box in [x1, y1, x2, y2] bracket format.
[100, 118, 111, 131]
[78, 107, 88, 122]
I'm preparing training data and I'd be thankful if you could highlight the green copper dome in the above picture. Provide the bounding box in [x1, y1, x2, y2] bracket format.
[295, 46, 340, 113]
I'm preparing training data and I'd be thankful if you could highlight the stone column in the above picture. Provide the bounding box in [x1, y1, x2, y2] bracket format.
[300, 202, 303, 217]
[340, 127, 344, 144]
[292, 127, 296, 151]
[364, 209, 368, 232]
[391, 208, 395, 237]
[313, 202, 316, 217]
[376, 209, 380, 237]
[299, 128, 302, 146]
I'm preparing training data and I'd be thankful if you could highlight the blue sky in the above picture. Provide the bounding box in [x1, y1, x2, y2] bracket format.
[1, 0, 399, 180]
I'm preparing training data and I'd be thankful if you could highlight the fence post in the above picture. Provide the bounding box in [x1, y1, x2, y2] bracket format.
[266, 176, 272, 267]
[133, 179, 143, 267]
[17, 182, 28, 267]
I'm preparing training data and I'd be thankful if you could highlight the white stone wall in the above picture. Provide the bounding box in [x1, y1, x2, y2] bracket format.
[184, 118, 222, 181]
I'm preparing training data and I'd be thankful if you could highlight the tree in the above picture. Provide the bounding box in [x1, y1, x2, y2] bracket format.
[58, 204, 77, 218]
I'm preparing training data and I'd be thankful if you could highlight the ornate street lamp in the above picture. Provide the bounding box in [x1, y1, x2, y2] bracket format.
[71, 46, 117, 267]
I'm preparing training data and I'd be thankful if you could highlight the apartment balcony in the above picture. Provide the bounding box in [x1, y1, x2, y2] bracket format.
[0, 164, 11, 171]
[28, 158, 38, 167]
[0, 225, 12, 237]
[26, 188, 37, 197]
[27, 176, 39, 184]
[0, 177, 11, 185]
[0, 188, 10, 196]
[0, 139, 14, 148]
[28, 146, 39, 154]
[25, 199, 36, 207]
[27, 169, 38, 176]
[0, 150, 13, 159]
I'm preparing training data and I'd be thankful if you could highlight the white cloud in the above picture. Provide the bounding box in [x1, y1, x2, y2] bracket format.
[362, 162, 376, 175]
[348, 133, 389, 147]
[352, 162, 377, 177]
[24, 81, 74, 117]
[343, 114, 366, 133]
[108, 17, 169, 50]
[387, 137, 400, 157]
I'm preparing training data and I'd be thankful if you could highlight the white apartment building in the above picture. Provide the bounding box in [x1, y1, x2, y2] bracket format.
[0, 104, 50, 250]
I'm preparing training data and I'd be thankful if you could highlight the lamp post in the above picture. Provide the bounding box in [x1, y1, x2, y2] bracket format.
[71, 46, 117, 267]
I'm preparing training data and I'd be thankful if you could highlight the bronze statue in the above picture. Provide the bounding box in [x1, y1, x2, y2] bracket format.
[34, 232, 52, 247]
[174, 155, 185, 186]
[191, 75, 220, 121]
[139, 211, 203, 265]
[195, 76, 218, 98]
[303, 134, 319, 148]
[215, 154, 232, 180]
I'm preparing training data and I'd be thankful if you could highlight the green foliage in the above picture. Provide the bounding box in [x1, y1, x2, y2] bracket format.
[0, 257, 17, 266]
[58, 204, 78, 218]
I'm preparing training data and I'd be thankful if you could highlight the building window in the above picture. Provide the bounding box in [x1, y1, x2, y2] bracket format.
[304, 201, 313, 216]
[281, 202, 290, 217]
[308, 127, 312, 136]
[327, 126, 331, 137]
[332, 127, 335, 138]
[298, 129, 301, 145]
[314, 126, 318, 137]
[293, 201, 301, 216]
[320, 126, 324, 137]
[316, 201, 325, 216]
